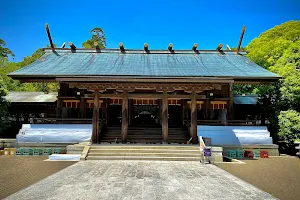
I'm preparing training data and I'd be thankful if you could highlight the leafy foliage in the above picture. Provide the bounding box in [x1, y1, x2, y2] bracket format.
[0, 75, 10, 134]
[269, 40, 300, 110]
[247, 20, 300, 69]
[0, 38, 15, 59]
[0, 46, 58, 92]
[82, 27, 106, 48]
[278, 110, 300, 144]
[243, 20, 300, 145]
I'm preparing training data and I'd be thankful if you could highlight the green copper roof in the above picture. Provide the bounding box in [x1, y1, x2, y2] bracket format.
[9, 49, 281, 80]
[233, 94, 258, 105]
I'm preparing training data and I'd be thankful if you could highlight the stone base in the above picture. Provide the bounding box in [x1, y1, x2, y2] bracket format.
[210, 146, 223, 163]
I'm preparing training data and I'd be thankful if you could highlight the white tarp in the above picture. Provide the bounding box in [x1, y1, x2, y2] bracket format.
[17, 124, 92, 143]
[49, 154, 81, 161]
[197, 126, 273, 145]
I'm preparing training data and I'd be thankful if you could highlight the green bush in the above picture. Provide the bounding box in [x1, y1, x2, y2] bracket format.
[278, 110, 300, 145]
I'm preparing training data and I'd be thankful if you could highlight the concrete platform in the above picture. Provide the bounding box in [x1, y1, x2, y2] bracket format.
[5, 161, 276, 200]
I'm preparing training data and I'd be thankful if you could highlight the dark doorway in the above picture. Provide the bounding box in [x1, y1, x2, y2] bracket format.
[108, 105, 122, 126]
[132, 105, 158, 126]
[168, 105, 182, 127]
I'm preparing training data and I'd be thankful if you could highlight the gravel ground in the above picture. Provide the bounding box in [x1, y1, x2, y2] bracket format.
[216, 157, 300, 200]
[5, 160, 275, 200]
[0, 156, 76, 199]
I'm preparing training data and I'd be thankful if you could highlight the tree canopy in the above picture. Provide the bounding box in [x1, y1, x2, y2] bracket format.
[247, 20, 300, 69]
[244, 20, 300, 144]
[0, 39, 15, 59]
[82, 27, 106, 48]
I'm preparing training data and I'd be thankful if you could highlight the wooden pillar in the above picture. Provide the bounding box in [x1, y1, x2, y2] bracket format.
[106, 98, 110, 126]
[190, 91, 198, 144]
[121, 91, 128, 143]
[56, 87, 63, 118]
[228, 83, 233, 120]
[205, 91, 210, 120]
[102, 98, 107, 126]
[181, 99, 186, 126]
[157, 99, 162, 125]
[128, 99, 133, 126]
[162, 91, 168, 143]
[79, 97, 86, 118]
[92, 90, 99, 143]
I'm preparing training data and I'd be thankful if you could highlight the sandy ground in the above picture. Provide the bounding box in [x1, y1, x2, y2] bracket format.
[0, 156, 75, 199]
[216, 157, 300, 200]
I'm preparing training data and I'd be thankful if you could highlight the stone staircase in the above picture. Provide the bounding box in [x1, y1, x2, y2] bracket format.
[99, 126, 190, 144]
[86, 145, 201, 161]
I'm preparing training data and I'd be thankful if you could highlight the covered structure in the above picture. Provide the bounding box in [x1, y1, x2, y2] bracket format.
[8, 47, 280, 144]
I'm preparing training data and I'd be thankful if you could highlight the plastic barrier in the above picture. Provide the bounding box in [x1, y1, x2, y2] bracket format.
[33, 148, 43, 156]
[244, 150, 254, 158]
[260, 150, 269, 158]
[17, 124, 92, 143]
[49, 154, 80, 161]
[16, 148, 24, 156]
[43, 148, 53, 156]
[228, 150, 236, 158]
[236, 150, 244, 159]
[197, 126, 273, 145]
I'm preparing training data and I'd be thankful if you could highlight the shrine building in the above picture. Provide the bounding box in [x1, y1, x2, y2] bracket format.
[8, 40, 280, 144]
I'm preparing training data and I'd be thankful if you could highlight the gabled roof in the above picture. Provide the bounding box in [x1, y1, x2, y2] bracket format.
[8, 49, 281, 81]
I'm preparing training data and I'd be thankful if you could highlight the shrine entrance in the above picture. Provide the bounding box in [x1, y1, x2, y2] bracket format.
[132, 105, 158, 126]
[131, 99, 159, 127]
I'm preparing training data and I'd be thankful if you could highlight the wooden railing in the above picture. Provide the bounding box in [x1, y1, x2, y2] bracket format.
[32, 118, 105, 124]
[185, 120, 258, 126]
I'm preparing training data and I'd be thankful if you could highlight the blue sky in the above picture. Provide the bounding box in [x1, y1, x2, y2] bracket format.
[1, 0, 299, 61]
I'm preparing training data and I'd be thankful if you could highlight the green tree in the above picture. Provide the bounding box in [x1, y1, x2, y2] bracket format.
[82, 27, 106, 48]
[244, 20, 300, 147]
[269, 40, 300, 110]
[0, 38, 15, 59]
[247, 20, 300, 69]
[0, 46, 58, 92]
[0, 72, 10, 134]
[278, 110, 300, 144]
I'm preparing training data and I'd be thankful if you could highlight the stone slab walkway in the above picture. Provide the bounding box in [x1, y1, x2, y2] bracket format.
[5, 161, 276, 200]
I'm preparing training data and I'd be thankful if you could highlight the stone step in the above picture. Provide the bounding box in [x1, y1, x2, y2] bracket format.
[85, 156, 201, 161]
[88, 152, 200, 157]
[90, 145, 199, 150]
[89, 149, 199, 153]
[101, 135, 188, 138]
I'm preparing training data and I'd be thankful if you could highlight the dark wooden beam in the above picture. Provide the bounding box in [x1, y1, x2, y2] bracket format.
[236, 26, 246, 53]
[94, 42, 100, 50]
[226, 44, 231, 50]
[79, 94, 86, 118]
[45, 23, 54, 49]
[68, 42, 76, 50]
[102, 98, 108, 126]
[168, 43, 173, 51]
[162, 91, 168, 143]
[56, 85, 63, 118]
[192, 43, 198, 51]
[205, 91, 210, 120]
[61, 42, 66, 48]
[92, 90, 99, 143]
[190, 91, 198, 144]
[121, 90, 128, 143]
[119, 42, 125, 53]
[228, 83, 233, 120]
[216, 43, 223, 51]
[144, 43, 149, 51]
